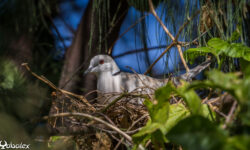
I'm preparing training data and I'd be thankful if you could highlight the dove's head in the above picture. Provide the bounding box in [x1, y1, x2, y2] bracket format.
[84, 55, 120, 75]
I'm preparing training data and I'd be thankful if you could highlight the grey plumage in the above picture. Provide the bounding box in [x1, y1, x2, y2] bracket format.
[84, 55, 211, 104]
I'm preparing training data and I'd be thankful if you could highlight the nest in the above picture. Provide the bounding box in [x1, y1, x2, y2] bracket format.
[47, 90, 152, 149]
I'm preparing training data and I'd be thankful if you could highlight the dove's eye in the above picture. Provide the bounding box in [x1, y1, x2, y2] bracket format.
[99, 60, 104, 64]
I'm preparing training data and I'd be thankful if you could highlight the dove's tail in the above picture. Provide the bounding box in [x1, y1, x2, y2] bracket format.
[180, 59, 211, 81]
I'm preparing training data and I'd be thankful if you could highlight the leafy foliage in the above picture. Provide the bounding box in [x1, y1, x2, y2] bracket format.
[0, 59, 48, 149]
[0, 59, 47, 120]
[132, 39, 250, 149]
[132, 81, 212, 148]
[185, 37, 250, 69]
[167, 116, 226, 150]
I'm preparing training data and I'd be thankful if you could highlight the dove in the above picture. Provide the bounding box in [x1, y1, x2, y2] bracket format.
[84, 55, 211, 104]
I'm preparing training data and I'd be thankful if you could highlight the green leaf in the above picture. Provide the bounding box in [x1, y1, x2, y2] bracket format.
[243, 49, 250, 61]
[149, 85, 171, 123]
[0, 60, 25, 89]
[200, 104, 216, 121]
[240, 59, 250, 77]
[230, 30, 241, 42]
[190, 70, 243, 101]
[184, 47, 214, 64]
[162, 103, 190, 134]
[223, 43, 245, 58]
[239, 77, 250, 126]
[185, 47, 213, 53]
[224, 135, 250, 150]
[175, 82, 203, 115]
[132, 122, 160, 144]
[208, 38, 229, 52]
[184, 46, 221, 66]
[166, 116, 226, 150]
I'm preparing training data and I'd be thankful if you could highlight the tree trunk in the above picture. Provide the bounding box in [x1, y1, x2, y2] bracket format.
[58, 0, 129, 101]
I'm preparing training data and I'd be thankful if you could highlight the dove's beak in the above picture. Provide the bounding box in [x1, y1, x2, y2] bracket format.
[84, 66, 93, 75]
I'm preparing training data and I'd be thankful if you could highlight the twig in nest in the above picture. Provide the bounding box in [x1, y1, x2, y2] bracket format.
[223, 100, 237, 129]
[100, 93, 128, 113]
[100, 91, 149, 113]
[43, 112, 132, 143]
[21, 63, 95, 111]
[114, 114, 149, 150]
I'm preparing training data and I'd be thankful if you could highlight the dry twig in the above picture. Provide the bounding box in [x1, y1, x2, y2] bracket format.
[43, 112, 133, 143]
[148, 0, 189, 72]
[21, 63, 95, 111]
[223, 100, 238, 129]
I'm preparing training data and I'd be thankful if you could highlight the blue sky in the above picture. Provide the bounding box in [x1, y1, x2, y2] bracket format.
[52, 0, 195, 76]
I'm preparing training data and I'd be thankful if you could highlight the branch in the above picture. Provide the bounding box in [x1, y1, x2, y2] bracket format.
[175, 10, 200, 40]
[100, 93, 128, 113]
[177, 45, 189, 72]
[21, 63, 95, 111]
[100, 91, 149, 113]
[148, 0, 174, 41]
[148, 0, 189, 72]
[144, 42, 175, 75]
[223, 100, 238, 129]
[108, 13, 149, 54]
[43, 112, 133, 142]
[113, 45, 171, 58]
[114, 114, 149, 150]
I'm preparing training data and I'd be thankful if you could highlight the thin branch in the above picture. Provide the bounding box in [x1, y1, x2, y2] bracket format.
[49, 17, 67, 50]
[179, 30, 209, 47]
[21, 63, 95, 111]
[100, 92, 149, 113]
[148, 0, 175, 41]
[175, 10, 200, 40]
[223, 100, 238, 129]
[43, 112, 132, 142]
[177, 45, 189, 72]
[144, 42, 175, 75]
[113, 45, 170, 58]
[114, 114, 149, 150]
[60, 58, 89, 89]
[100, 93, 127, 113]
[108, 14, 149, 54]
[148, 0, 189, 72]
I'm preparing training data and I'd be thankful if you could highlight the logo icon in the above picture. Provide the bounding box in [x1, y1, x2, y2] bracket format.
[0, 141, 7, 149]
[0, 140, 30, 149]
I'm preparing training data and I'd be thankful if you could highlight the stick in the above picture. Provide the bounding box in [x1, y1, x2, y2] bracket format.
[43, 112, 132, 142]
[21, 63, 95, 111]
[223, 100, 237, 129]
[144, 42, 175, 74]
[108, 14, 149, 54]
[148, 0, 190, 72]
